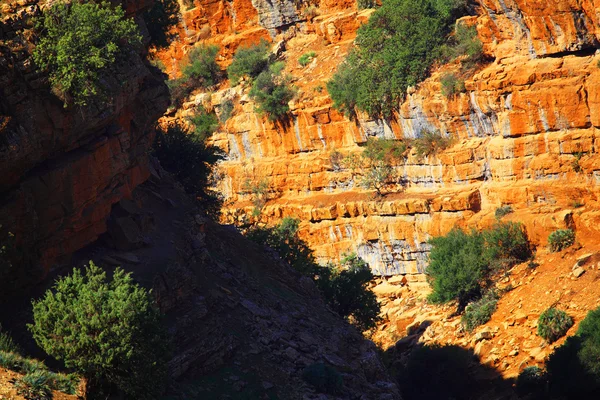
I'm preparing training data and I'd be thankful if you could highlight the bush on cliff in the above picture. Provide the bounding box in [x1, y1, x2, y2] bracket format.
[461, 290, 499, 332]
[538, 307, 573, 343]
[33, 1, 141, 107]
[169, 45, 221, 106]
[548, 229, 575, 252]
[249, 62, 296, 122]
[327, 0, 468, 117]
[153, 121, 223, 217]
[29, 262, 169, 399]
[227, 40, 270, 85]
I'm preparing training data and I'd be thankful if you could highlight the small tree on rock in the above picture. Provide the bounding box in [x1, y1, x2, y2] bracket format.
[29, 262, 169, 399]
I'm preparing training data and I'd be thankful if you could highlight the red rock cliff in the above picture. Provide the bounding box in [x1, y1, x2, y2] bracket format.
[0, 0, 169, 280]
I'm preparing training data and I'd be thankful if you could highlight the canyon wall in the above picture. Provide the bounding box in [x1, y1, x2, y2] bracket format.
[168, 0, 600, 280]
[0, 0, 169, 281]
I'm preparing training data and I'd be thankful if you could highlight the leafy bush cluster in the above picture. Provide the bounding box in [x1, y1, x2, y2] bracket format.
[29, 262, 169, 398]
[410, 130, 453, 158]
[495, 205, 513, 219]
[169, 45, 221, 106]
[538, 307, 573, 343]
[153, 121, 223, 217]
[249, 62, 296, 122]
[427, 221, 531, 310]
[298, 52, 316, 67]
[461, 290, 499, 331]
[440, 73, 465, 97]
[442, 25, 484, 69]
[33, 1, 141, 107]
[227, 40, 271, 85]
[548, 229, 575, 252]
[327, 0, 469, 117]
[343, 138, 407, 196]
[246, 218, 381, 331]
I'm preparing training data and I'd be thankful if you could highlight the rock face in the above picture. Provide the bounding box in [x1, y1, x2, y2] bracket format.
[0, 0, 169, 282]
[157, 0, 600, 280]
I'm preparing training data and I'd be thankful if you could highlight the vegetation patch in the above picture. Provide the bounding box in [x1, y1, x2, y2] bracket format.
[33, 1, 141, 107]
[29, 262, 169, 398]
[298, 51, 316, 67]
[410, 130, 453, 158]
[494, 205, 513, 219]
[227, 40, 270, 85]
[249, 62, 296, 122]
[440, 73, 465, 97]
[538, 307, 573, 343]
[461, 290, 499, 332]
[169, 45, 221, 106]
[548, 229, 575, 252]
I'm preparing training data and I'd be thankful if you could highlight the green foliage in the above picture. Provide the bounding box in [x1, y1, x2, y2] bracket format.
[302, 363, 343, 394]
[483, 221, 531, 268]
[548, 229, 575, 252]
[227, 40, 270, 85]
[327, 0, 468, 117]
[182, 44, 221, 87]
[427, 228, 487, 305]
[243, 178, 270, 216]
[29, 262, 169, 398]
[461, 290, 499, 332]
[153, 122, 223, 217]
[516, 366, 547, 397]
[33, 1, 141, 106]
[0, 331, 21, 354]
[344, 138, 407, 196]
[444, 24, 483, 68]
[249, 62, 296, 122]
[427, 222, 531, 307]
[15, 370, 52, 400]
[411, 130, 453, 158]
[397, 344, 475, 400]
[219, 99, 235, 123]
[356, 0, 377, 8]
[188, 106, 219, 140]
[440, 73, 465, 97]
[298, 52, 316, 66]
[495, 205, 513, 219]
[538, 307, 573, 343]
[143, 0, 180, 50]
[314, 254, 381, 331]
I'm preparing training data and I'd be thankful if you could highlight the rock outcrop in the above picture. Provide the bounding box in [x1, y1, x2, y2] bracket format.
[158, 0, 600, 282]
[0, 0, 169, 283]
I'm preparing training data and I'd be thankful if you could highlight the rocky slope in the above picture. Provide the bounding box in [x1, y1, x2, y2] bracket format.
[0, 0, 169, 284]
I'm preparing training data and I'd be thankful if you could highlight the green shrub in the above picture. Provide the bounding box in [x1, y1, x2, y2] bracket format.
[249, 62, 296, 122]
[242, 178, 270, 216]
[516, 366, 547, 397]
[461, 290, 499, 332]
[153, 122, 223, 217]
[15, 370, 53, 400]
[327, 0, 468, 117]
[0, 331, 21, 354]
[143, 0, 180, 50]
[356, 0, 377, 8]
[314, 254, 381, 331]
[29, 262, 169, 398]
[411, 130, 453, 158]
[494, 205, 513, 219]
[298, 51, 316, 66]
[0, 350, 21, 370]
[427, 228, 488, 306]
[483, 221, 531, 267]
[548, 229, 575, 252]
[440, 73, 465, 97]
[302, 363, 343, 394]
[444, 24, 484, 69]
[344, 138, 406, 196]
[33, 1, 141, 106]
[188, 106, 219, 140]
[538, 308, 573, 343]
[227, 40, 270, 85]
[182, 44, 220, 88]
[219, 99, 235, 123]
